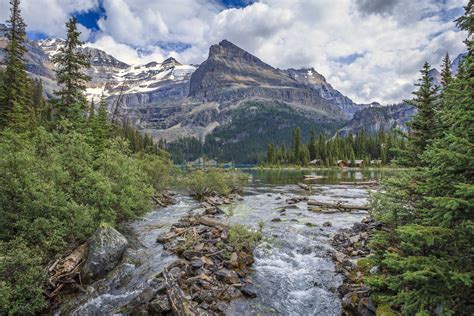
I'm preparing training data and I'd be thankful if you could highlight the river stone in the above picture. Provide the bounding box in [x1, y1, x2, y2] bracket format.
[353, 223, 369, 232]
[229, 252, 239, 268]
[215, 268, 240, 284]
[82, 225, 128, 282]
[191, 259, 204, 269]
[323, 221, 332, 227]
[241, 283, 258, 298]
[271, 218, 282, 222]
[148, 294, 171, 314]
[183, 250, 203, 260]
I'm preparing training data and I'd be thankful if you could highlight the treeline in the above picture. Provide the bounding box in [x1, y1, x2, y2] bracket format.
[264, 129, 405, 166]
[0, 1, 171, 314]
[166, 101, 343, 164]
[366, 3, 473, 314]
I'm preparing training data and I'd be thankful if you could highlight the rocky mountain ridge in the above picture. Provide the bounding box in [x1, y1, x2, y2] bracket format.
[0, 23, 438, 156]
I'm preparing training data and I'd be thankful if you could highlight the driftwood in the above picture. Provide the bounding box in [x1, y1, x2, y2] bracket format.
[339, 180, 378, 186]
[307, 200, 369, 211]
[297, 183, 311, 191]
[199, 216, 228, 228]
[163, 268, 201, 316]
[47, 243, 87, 298]
[303, 175, 325, 182]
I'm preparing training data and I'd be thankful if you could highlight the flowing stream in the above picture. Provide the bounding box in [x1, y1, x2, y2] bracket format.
[62, 169, 393, 315]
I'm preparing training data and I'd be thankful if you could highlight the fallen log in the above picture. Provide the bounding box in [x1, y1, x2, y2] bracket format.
[199, 216, 228, 228]
[307, 200, 369, 211]
[339, 180, 378, 186]
[163, 268, 201, 316]
[308, 207, 340, 213]
[303, 175, 325, 182]
[297, 183, 311, 191]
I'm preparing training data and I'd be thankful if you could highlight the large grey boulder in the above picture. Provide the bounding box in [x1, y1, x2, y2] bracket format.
[82, 225, 128, 282]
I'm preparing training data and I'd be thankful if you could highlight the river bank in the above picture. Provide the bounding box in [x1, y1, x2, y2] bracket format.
[56, 169, 391, 315]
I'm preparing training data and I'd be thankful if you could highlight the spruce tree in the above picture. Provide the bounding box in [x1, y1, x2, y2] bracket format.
[440, 53, 453, 89]
[292, 128, 301, 164]
[404, 62, 439, 166]
[309, 130, 317, 160]
[0, 0, 28, 127]
[368, 4, 474, 314]
[52, 16, 90, 118]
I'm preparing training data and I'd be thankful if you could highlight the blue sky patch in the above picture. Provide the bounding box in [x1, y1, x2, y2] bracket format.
[334, 52, 365, 65]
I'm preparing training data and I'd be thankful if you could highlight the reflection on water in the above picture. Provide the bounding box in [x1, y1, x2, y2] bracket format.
[242, 168, 395, 186]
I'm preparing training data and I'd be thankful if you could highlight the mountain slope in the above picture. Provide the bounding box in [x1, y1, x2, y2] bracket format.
[338, 103, 416, 137]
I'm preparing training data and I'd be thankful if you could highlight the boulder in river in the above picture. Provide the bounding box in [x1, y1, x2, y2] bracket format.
[81, 225, 128, 282]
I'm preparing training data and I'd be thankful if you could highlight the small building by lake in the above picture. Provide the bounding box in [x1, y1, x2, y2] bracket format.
[352, 160, 365, 168]
[337, 160, 348, 168]
[309, 159, 322, 166]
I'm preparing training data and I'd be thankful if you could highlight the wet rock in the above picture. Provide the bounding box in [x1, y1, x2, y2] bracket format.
[238, 251, 254, 266]
[358, 297, 376, 316]
[271, 218, 282, 222]
[82, 226, 128, 282]
[182, 250, 203, 260]
[215, 268, 240, 284]
[191, 259, 204, 269]
[352, 223, 369, 232]
[229, 252, 239, 268]
[241, 283, 258, 298]
[148, 294, 171, 314]
[323, 221, 332, 227]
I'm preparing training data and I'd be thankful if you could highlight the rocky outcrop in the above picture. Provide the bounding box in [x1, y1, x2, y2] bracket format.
[331, 217, 384, 316]
[338, 103, 416, 136]
[134, 211, 261, 315]
[81, 225, 128, 282]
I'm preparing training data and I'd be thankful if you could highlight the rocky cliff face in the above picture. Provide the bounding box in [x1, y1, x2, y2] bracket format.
[189, 40, 362, 119]
[338, 103, 416, 137]
[1, 26, 419, 145]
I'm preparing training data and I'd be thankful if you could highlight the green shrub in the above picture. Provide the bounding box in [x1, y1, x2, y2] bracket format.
[182, 169, 246, 200]
[0, 126, 173, 314]
[0, 239, 47, 315]
[227, 224, 263, 252]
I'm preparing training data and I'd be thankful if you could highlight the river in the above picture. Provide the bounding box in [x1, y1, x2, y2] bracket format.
[62, 168, 391, 315]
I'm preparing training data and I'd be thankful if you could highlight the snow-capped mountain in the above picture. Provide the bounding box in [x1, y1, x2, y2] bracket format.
[37, 39, 197, 100]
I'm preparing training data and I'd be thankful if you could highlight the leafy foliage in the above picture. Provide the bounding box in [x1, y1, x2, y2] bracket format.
[181, 169, 247, 200]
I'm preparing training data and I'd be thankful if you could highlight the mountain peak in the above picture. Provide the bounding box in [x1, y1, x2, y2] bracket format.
[162, 57, 181, 67]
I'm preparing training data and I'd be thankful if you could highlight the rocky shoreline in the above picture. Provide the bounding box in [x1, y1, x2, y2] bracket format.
[126, 193, 259, 315]
[331, 217, 383, 316]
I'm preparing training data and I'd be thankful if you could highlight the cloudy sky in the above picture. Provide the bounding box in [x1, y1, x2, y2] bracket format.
[0, 0, 468, 104]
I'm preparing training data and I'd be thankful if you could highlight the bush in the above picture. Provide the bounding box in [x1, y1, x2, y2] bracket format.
[182, 169, 247, 200]
[0, 126, 173, 314]
[0, 239, 47, 314]
[227, 224, 263, 252]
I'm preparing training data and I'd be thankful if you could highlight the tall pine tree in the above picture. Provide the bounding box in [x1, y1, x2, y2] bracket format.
[368, 3, 474, 314]
[403, 62, 439, 166]
[52, 16, 90, 118]
[0, 0, 28, 127]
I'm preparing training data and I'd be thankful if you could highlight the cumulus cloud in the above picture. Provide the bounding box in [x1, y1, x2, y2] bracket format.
[0, 0, 468, 104]
[0, 0, 98, 37]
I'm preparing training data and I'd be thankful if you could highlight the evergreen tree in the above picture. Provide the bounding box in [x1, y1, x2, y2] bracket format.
[292, 128, 302, 164]
[308, 130, 317, 160]
[52, 16, 90, 118]
[440, 53, 453, 89]
[403, 62, 440, 166]
[0, 0, 28, 127]
[368, 5, 474, 313]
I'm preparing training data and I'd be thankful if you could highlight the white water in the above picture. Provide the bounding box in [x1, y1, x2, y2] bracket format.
[61, 172, 377, 315]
